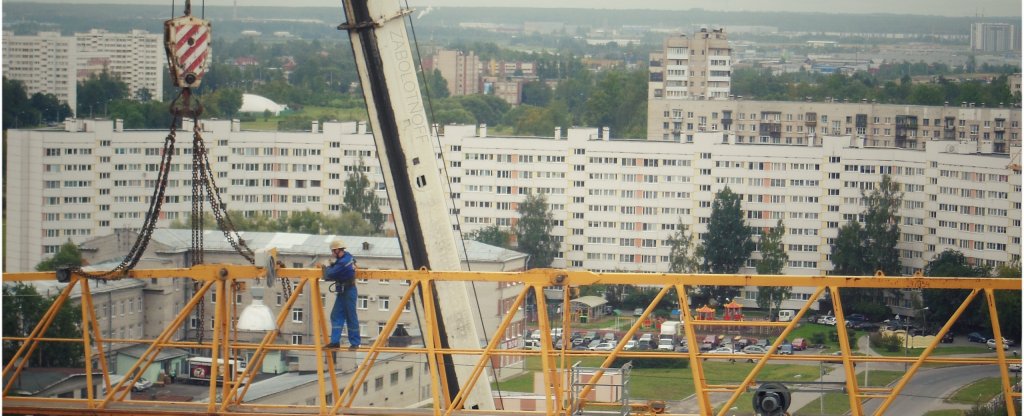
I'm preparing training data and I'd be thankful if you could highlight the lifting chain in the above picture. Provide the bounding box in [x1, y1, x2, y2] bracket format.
[67, 127, 176, 280]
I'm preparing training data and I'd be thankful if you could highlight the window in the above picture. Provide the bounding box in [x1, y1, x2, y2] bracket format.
[390, 371, 399, 385]
[375, 376, 384, 391]
[291, 308, 304, 323]
[379, 296, 390, 311]
[357, 295, 369, 310]
[291, 334, 303, 344]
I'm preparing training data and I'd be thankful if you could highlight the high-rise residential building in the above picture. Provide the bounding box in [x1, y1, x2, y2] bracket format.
[647, 99, 1021, 153]
[648, 28, 733, 102]
[7, 119, 1020, 313]
[75, 29, 164, 102]
[2, 29, 163, 112]
[430, 49, 480, 96]
[2, 31, 78, 109]
[970, 22, 1020, 53]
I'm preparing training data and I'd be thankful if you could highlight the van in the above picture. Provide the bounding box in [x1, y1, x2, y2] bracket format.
[778, 310, 795, 322]
[524, 339, 541, 350]
[791, 338, 809, 351]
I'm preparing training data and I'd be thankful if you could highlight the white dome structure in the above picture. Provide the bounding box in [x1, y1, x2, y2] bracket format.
[239, 94, 288, 116]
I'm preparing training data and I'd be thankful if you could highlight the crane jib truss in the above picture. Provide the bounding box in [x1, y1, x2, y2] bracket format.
[2, 267, 1021, 416]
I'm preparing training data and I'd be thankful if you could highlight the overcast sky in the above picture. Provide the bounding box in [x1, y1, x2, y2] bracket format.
[17, 0, 1024, 17]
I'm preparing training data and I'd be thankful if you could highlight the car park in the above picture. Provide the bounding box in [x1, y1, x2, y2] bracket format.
[967, 332, 987, 343]
[987, 339, 1009, 350]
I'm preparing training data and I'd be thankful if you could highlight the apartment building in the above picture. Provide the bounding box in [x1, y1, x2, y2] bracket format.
[2, 31, 78, 109]
[75, 29, 164, 102]
[648, 28, 733, 101]
[6, 118, 1020, 312]
[646, 99, 1022, 153]
[2, 29, 163, 111]
[970, 22, 1020, 53]
[429, 49, 481, 96]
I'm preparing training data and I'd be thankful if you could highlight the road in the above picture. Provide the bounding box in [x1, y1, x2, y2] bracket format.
[860, 365, 1016, 415]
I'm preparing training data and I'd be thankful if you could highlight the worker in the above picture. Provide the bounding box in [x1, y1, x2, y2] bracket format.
[324, 239, 360, 351]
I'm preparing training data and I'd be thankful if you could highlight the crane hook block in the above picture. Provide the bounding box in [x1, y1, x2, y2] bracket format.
[163, 14, 211, 89]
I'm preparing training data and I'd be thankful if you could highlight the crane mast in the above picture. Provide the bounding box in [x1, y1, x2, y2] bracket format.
[338, 0, 495, 410]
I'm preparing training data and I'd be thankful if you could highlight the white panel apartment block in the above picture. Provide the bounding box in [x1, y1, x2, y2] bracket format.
[2, 31, 78, 110]
[6, 119, 1020, 311]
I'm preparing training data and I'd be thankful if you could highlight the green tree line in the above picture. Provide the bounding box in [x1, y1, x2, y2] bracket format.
[732, 66, 1019, 107]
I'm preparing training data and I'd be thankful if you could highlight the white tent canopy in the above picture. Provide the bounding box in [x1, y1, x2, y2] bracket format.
[239, 93, 288, 115]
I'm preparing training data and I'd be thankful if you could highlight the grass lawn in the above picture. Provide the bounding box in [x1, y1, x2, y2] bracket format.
[794, 370, 905, 415]
[947, 377, 1005, 405]
[494, 357, 818, 400]
[240, 106, 368, 131]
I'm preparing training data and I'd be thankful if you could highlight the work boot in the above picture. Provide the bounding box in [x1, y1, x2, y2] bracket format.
[324, 342, 340, 349]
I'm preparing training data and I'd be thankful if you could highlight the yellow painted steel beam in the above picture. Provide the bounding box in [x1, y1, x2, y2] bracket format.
[3, 266, 1021, 416]
[6, 267, 1022, 290]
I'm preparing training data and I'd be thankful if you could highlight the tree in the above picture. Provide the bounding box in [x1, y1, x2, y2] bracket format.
[922, 250, 991, 334]
[698, 186, 754, 306]
[343, 157, 385, 233]
[77, 70, 128, 116]
[422, 68, 450, 100]
[831, 220, 868, 275]
[466, 224, 511, 249]
[756, 220, 790, 318]
[520, 81, 552, 107]
[36, 241, 83, 271]
[862, 175, 902, 276]
[666, 221, 700, 273]
[513, 192, 557, 269]
[2, 283, 83, 367]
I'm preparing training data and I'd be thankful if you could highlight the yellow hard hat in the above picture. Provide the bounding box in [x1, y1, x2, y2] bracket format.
[330, 239, 346, 250]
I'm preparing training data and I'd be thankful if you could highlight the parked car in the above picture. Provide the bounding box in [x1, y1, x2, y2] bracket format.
[742, 345, 768, 355]
[791, 338, 809, 351]
[530, 330, 541, 340]
[624, 339, 638, 350]
[987, 339, 1009, 350]
[524, 339, 541, 350]
[587, 339, 601, 350]
[583, 331, 597, 343]
[638, 333, 653, 345]
[852, 321, 880, 331]
[967, 332, 987, 343]
[133, 377, 153, 392]
[846, 314, 868, 323]
[940, 332, 954, 343]
[1001, 337, 1015, 346]
[633, 308, 644, 316]
[602, 332, 617, 343]
[817, 316, 837, 326]
[708, 346, 745, 362]
[590, 342, 616, 351]
[657, 338, 675, 351]
[1009, 363, 1022, 373]
[778, 344, 794, 355]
